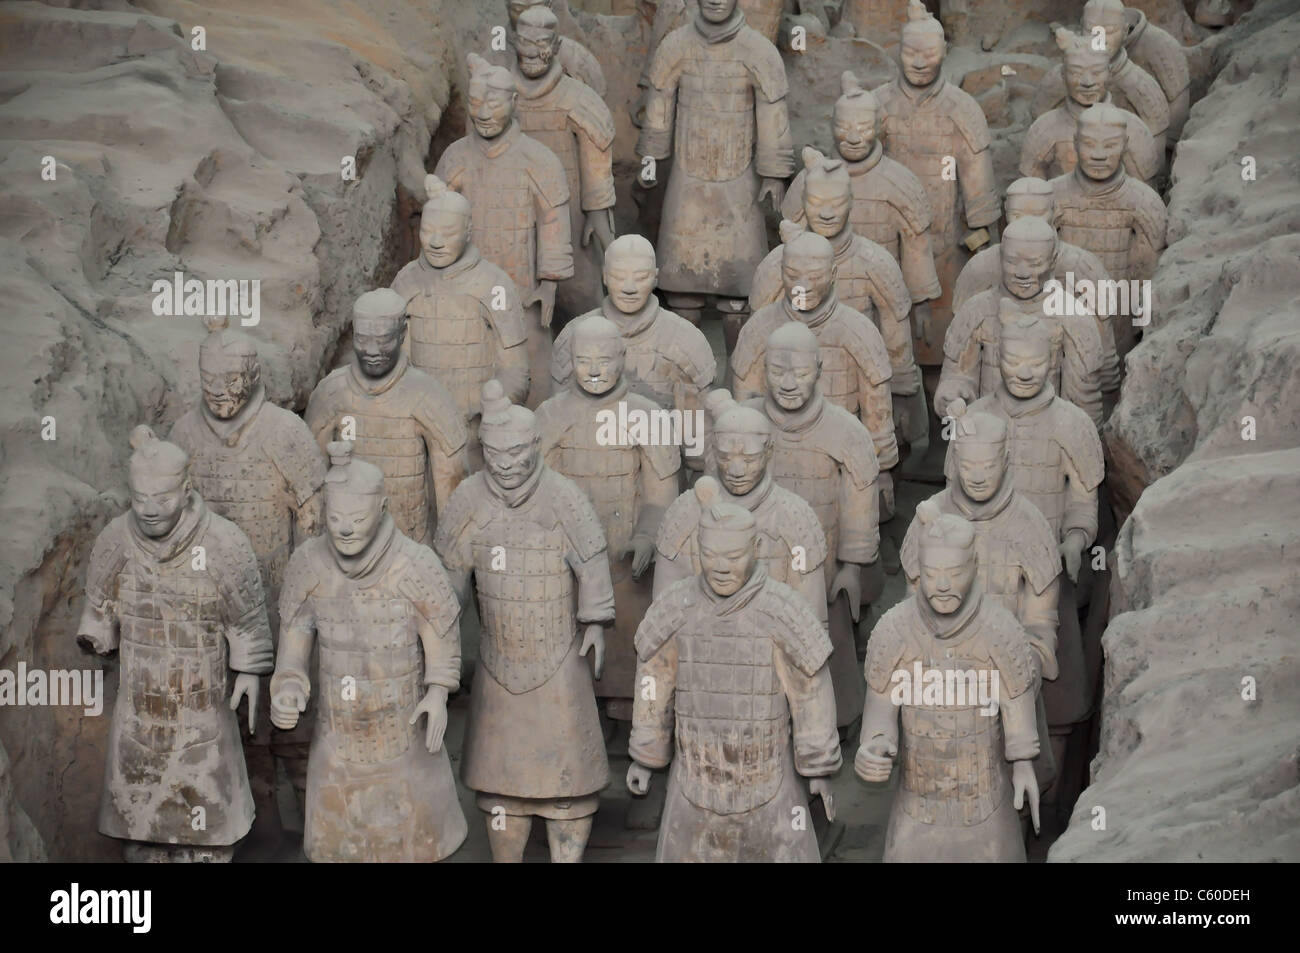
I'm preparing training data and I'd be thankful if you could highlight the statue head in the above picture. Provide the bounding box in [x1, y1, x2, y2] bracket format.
[782, 230, 836, 313]
[765, 321, 821, 411]
[998, 305, 1058, 400]
[128, 425, 192, 539]
[801, 146, 853, 239]
[603, 234, 658, 314]
[323, 440, 388, 557]
[198, 314, 260, 420]
[569, 314, 625, 397]
[833, 71, 880, 162]
[704, 389, 773, 497]
[506, 0, 552, 32]
[479, 379, 540, 491]
[699, 0, 739, 25]
[1074, 103, 1129, 181]
[914, 500, 979, 615]
[1057, 27, 1110, 107]
[420, 174, 472, 268]
[467, 53, 517, 140]
[1082, 0, 1128, 59]
[1000, 216, 1057, 299]
[949, 409, 1010, 503]
[899, 0, 946, 88]
[351, 289, 407, 379]
[1005, 177, 1058, 228]
[515, 5, 560, 79]
[695, 475, 758, 597]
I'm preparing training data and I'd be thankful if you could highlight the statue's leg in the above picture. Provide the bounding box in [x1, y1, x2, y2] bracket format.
[545, 816, 594, 863]
[717, 297, 749, 359]
[240, 741, 284, 851]
[663, 292, 706, 327]
[275, 742, 310, 832]
[485, 812, 532, 863]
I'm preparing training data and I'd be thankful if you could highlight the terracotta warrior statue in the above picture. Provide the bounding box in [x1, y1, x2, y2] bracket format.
[1021, 28, 1162, 186]
[1084, 0, 1188, 141]
[552, 234, 715, 473]
[487, 0, 606, 97]
[536, 315, 681, 719]
[270, 442, 467, 863]
[732, 231, 898, 517]
[627, 476, 841, 863]
[782, 72, 941, 334]
[1050, 103, 1167, 357]
[391, 175, 530, 470]
[78, 426, 273, 862]
[637, 0, 795, 354]
[169, 314, 325, 846]
[511, 6, 616, 324]
[951, 177, 1118, 402]
[656, 389, 829, 634]
[965, 312, 1105, 788]
[901, 407, 1061, 790]
[744, 321, 880, 729]
[1031, 0, 1174, 151]
[434, 380, 614, 863]
[857, 503, 1041, 861]
[752, 148, 917, 429]
[435, 53, 573, 408]
[937, 220, 1106, 428]
[872, 0, 1000, 371]
[305, 289, 468, 545]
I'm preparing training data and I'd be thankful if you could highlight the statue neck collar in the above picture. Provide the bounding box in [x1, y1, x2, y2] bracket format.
[722, 470, 774, 512]
[514, 58, 564, 99]
[329, 511, 398, 580]
[898, 73, 944, 105]
[485, 459, 545, 509]
[420, 242, 481, 280]
[695, 7, 746, 44]
[1075, 163, 1127, 196]
[349, 350, 409, 397]
[475, 120, 522, 159]
[700, 561, 768, 614]
[1066, 90, 1113, 119]
[917, 582, 984, 640]
[949, 473, 1016, 522]
[845, 141, 884, 175]
[783, 287, 838, 329]
[128, 490, 207, 564]
[765, 385, 825, 433]
[995, 379, 1056, 417]
[602, 295, 658, 338]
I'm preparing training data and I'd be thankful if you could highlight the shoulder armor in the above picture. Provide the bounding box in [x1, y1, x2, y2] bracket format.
[166, 408, 200, 454]
[876, 156, 934, 234]
[559, 36, 607, 98]
[204, 513, 267, 616]
[1119, 63, 1172, 135]
[550, 316, 582, 385]
[84, 515, 131, 605]
[852, 237, 912, 320]
[432, 139, 470, 190]
[1029, 70, 1067, 120]
[1059, 242, 1108, 284]
[1019, 113, 1060, 173]
[1122, 112, 1163, 183]
[260, 405, 327, 506]
[822, 404, 880, 488]
[953, 246, 997, 309]
[864, 602, 912, 693]
[395, 537, 461, 633]
[561, 76, 616, 151]
[279, 539, 324, 626]
[1011, 496, 1063, 595]
[758, 580, 832, 677]
[773, 488, 829, 572]
[747, 247, 784, 311]
[730, 303, 781, 381]
[1062, 310, 1106, 373]
[533, 392, 572, 453]
[1131, 25, 1190, 97]
[1052, 399, 1106, 492]
[981, 601, 1039, 698]
[1127, 178, 1168, 250]
[548, 468, 608, 563]
[634, 579, 694, 659]
[475, 262, 529, 348]
[656, 491, 700, 560]
[656, 311, 717, 388]
[389, 259, 422, 302]
[942, 82, 992, 154]
[943, 290, 993, 362]
[781, 169, 808, 222]
[737, 26, 788, 103]
[519, 135, 571, 209]
[646, 24, 693, 91]
[304, 367, 350, 437]
[834, 301, 892, 386]
[433, 476, 487, 563]
[410, 369, 469, 455]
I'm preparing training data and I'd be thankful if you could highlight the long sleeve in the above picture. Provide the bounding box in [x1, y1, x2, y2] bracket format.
[1060, 328, 1104, 428]
[569, 547, 616, 626]
[271, 590, 316, 702]
[868, 263, 921, 397]
[837, 466, 880, 566]
[1019, 575, 1061, 682]
[935, 303, 983, 417]
[218, 532, 274, 675]
[634, 448, 681, 547]
[79, 524, 125, 655]
[957, 134, 1001, 230]
[856, 366, 899, 471]
[422, 427, 468, 522]
[629, 637, 678, 769]
[999, 683, 1040, 762]
[754, 95, 796, 180]
[534, 188, 575, 283]
[898, 217, 942, 304]
[417, 611, 460, 692]
[485, 299, 531, 406]
[795, 561, 830, 633]
[858, 683, 899, 765]
[637, 65, 678, 160]
[574, 121, 616, 213]
[1061, 456, 1100, 547]
[651, 546, 693, 600]
[774, 648, 842, 777]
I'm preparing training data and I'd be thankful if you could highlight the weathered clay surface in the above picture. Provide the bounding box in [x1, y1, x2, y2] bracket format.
[1052, 0, 1300, 861]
